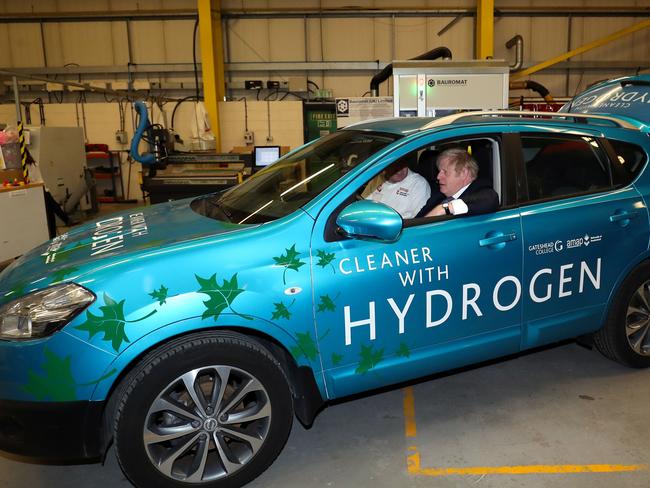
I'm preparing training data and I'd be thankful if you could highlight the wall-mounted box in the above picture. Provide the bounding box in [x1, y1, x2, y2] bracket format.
[111, 81, 129, 90]
[46, 82, 65, 92]
[133, 80, 151, 90]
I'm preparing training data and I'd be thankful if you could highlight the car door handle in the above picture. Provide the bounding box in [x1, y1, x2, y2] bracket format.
[609, 210, 639, 223]
[479, 232, 517, 247]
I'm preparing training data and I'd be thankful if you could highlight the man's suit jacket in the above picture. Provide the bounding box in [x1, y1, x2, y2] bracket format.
[415, 178, 499, 218]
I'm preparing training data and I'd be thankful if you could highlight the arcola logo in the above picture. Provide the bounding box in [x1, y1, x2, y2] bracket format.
[341, 258, 601, 346]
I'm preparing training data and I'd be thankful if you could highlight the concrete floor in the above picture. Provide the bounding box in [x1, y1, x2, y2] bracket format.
[2, 342, 650, 488]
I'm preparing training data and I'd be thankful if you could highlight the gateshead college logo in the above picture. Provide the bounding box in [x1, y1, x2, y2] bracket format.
[528, 234, 603, 255]
[528, 240, 564, 255]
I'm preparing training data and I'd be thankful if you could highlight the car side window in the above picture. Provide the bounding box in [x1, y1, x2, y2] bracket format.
[522, 135, 611, 202]
[325, 137, 501, 241]
[365, 136, 501, 220]
[608, 139, 647, 187]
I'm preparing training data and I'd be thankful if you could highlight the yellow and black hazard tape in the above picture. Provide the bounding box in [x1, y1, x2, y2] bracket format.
[17, 121, 29, 183]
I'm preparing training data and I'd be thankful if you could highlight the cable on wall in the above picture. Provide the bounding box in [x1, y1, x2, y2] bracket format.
[171, 95, 202, 130]
[192, 19, 201, 101]
[267, 99, 272, 142]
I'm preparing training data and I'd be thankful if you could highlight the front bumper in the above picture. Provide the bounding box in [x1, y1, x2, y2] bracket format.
[0, 399, 106, 460]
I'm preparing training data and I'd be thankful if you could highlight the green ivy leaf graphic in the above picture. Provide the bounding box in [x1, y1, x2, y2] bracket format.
[316, 249, 336, 272]
[149, 285, 169, 305]
[290, 331, 319, 361]
[331, 352, 343, 366]
[23, 348, 77, 401]
[273, 244, 306, 284]
[75, 293, 129, 352]
[396, 342, 411, 358]
[55, 241, 88, 264]
[132, 238, 167, 251]
[356, 344, 384, 375]
[7, 280, 26, 299]
[196, 273, 251, 321]
[0, 281, 27, 306]
[23, 348, 117, 401]
[75, 292, 157, 352]
[317, 294, 336, 313]
[49, 266, 79, 284]
[271, 299, 294, 321]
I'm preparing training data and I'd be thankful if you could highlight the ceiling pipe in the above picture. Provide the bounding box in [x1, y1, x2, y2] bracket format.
[506, 33, 555, 101]
[511, 18, 650, 80]
[0, 7, 648, 23]
[506, 34, 523, 71]
[370, 46, 452, 96]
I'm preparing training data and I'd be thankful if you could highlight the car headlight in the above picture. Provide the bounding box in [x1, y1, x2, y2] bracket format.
[0, 283, 95, 340]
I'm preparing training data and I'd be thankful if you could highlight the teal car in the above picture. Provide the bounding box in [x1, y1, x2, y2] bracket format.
[2, 89, 650, 487]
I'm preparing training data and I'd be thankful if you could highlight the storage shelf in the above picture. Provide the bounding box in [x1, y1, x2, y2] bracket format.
[86, 145, 127, 205]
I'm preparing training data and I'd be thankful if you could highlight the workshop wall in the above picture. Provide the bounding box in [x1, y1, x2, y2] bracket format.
[0, 0, 647, 169]
[0, 100, 303, 151]
[0, 1, 647, 99]
[0, 100, 303, 201]
[225, 7, 650, 98]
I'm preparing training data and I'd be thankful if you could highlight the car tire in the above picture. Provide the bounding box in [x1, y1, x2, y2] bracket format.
[112, 331, 293, 488]
[594, 261, 650, 368]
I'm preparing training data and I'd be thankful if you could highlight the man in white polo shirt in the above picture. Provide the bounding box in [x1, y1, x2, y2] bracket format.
[366, 158, 431, 219]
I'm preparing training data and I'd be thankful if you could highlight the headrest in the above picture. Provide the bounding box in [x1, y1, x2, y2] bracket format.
[413, 149, 441, 189]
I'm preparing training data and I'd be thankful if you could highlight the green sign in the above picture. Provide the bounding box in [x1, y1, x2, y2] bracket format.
[306, 111, 337, 142]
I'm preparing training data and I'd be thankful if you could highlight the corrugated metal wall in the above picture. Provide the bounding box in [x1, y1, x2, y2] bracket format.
[0, 1, 647, 97]
[0, 0, 648, 175]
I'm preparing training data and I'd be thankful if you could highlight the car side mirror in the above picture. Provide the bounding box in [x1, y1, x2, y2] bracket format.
[336, 200, 403, 242]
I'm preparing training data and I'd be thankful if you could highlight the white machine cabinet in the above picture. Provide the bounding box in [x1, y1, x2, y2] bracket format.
[392, 60, 510, 117]
[27, 126, 89, 213]
[0, 183, 49, 262]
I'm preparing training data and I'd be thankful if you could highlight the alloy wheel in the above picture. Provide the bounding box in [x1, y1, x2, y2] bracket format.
[625, 282, 650, 356]
[143, 365, 272, 483]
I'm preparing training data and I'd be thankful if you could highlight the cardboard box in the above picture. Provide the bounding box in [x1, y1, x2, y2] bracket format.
[1, 143, 21, 169]
[230, 146, 253, 155]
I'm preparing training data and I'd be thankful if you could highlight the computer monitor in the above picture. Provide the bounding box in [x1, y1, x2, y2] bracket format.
[254, 146, 281, 167]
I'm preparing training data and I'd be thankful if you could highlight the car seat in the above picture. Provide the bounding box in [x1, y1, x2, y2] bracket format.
[467, 141, 493, 186]
[413, 149, 440, 192]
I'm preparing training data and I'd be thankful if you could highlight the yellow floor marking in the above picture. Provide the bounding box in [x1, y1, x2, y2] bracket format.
[402, 388, 647, 477]
[407, 446, 420, 475]
[403, 386, 417, 438]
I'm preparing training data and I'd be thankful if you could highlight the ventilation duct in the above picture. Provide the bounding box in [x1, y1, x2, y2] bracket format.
[370, 46, 452, 96]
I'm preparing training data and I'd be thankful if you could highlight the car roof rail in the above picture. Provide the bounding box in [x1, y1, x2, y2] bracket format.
[421, 110, 641, 131]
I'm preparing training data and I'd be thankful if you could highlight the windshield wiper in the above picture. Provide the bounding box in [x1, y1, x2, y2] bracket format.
[206, 198, 234, 221]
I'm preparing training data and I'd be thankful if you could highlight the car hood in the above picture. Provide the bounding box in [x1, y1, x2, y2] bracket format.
[0, 197, 251, 303]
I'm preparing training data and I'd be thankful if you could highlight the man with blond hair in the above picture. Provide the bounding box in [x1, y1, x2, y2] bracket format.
[417, 148, 499, 217]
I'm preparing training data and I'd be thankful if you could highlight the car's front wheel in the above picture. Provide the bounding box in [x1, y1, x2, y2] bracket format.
[112, 331, 293, 488]
[595, 262, 650, 368]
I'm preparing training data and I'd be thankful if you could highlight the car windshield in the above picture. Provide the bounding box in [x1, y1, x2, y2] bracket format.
[191, 130, 400, 224]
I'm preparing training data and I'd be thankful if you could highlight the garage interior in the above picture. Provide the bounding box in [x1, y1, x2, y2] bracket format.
[1, 1, 650, 487]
